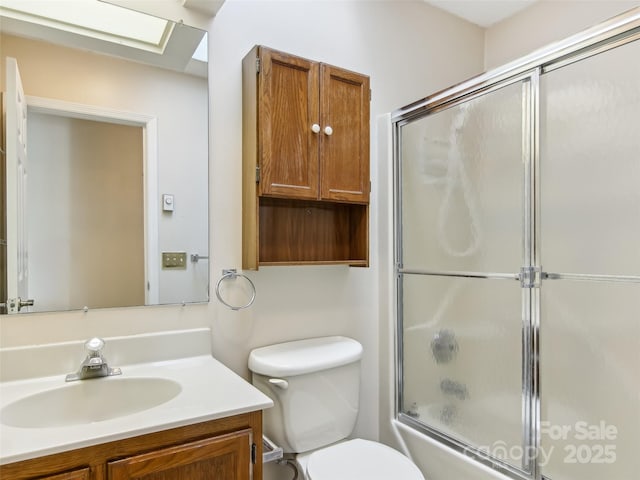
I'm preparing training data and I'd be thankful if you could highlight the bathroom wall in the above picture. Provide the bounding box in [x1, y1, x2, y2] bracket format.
[207, 4, 483, 479]
[1, 1, 484, 479]
[484, 0, 640, 69]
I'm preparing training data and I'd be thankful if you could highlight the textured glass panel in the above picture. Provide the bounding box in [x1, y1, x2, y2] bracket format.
[400, 81, 524, 273]
[540, 281, 640, 480]
[541, 39, 640, 276]
[401, 274, 523, 468]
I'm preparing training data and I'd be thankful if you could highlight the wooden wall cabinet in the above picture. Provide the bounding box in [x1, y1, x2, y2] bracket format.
[0, 412, 262, 480]
[243, 46, 370, 269]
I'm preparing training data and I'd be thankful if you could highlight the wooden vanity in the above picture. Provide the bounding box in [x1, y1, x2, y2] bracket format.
[0, 330, 273, 480]
[0, 411, 262, 480]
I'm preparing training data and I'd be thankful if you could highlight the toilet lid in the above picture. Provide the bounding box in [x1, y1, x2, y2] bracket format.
[307, 439, 424, 480]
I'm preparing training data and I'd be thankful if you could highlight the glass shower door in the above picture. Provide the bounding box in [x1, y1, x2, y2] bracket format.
[394, 10, 640, 480]
[398, 79, 531, 472]
[539, 38, 640, 480]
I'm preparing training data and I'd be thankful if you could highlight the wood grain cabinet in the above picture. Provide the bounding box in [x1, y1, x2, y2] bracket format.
[39, 469, 91, 480]
[0, 412, 262, 480]
[243, 46, 370, 269]
[108, 429, 252, 480]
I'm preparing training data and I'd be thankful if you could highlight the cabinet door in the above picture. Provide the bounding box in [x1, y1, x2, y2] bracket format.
[258, 48, 320, 200]
[319, 64, 370, 203]
[41, 469, 91, 480]
[108, 429, 252, 480]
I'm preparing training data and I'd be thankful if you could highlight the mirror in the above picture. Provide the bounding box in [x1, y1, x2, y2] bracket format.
[0, 2, 209, 314]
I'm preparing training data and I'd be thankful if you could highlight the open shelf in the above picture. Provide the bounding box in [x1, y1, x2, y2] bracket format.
[257, 197, 368, 267]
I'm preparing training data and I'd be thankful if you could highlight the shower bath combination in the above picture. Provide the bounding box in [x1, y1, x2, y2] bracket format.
[392, 8, 640, 480]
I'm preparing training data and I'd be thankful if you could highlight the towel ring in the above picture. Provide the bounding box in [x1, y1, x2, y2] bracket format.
[215, 269, 256, 311]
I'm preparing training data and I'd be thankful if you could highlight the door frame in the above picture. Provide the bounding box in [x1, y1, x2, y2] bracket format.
[25, 95, 159, 305]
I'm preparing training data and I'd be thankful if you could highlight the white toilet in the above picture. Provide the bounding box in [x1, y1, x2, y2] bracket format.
[249, 336, 424, 480]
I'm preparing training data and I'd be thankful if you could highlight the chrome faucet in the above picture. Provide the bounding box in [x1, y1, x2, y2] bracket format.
[65, 337, 122, 382]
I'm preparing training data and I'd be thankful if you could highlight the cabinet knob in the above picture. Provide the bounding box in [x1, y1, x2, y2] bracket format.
[324, 126, 333, 136]
[311, 124, 321, 133]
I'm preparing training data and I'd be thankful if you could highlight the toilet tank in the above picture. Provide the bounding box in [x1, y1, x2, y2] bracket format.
[249, 336, 363, 454]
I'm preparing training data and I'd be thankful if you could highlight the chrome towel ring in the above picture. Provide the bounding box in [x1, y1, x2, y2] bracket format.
[215, 269, 256, 311]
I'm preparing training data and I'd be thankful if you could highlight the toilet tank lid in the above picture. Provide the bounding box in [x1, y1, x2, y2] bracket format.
[248, 336, 363, 377]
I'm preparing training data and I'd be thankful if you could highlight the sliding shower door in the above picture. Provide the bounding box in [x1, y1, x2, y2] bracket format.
[539, 38, 640, 480]
[394, 9, 640, 480]
[397, 79, 531, 473]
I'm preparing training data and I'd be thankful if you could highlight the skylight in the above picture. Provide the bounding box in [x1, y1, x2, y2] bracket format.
[0, 0, 173, 53]
[192, 32, 208, 62]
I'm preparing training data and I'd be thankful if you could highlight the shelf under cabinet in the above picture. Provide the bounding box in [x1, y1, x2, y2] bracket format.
[257, 197, 368, 267]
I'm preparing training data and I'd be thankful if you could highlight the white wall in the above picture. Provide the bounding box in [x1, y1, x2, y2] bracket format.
[208, 3, 483, 478]
[1, 1, 484, 479]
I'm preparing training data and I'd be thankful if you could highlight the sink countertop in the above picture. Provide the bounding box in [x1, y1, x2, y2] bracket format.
[0, 332, 273, 465]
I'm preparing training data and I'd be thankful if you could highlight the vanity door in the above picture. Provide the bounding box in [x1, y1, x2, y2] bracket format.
[107, 429, 253, 480]
[41, 469, 91, 480]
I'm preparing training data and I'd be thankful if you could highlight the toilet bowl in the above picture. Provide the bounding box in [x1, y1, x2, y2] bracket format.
[249, 336, 424, 480]
[297, 438, 424, 480]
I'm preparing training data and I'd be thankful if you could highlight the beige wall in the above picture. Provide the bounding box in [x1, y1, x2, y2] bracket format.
[484, 0, 640, 70]
[28, 114, 144, 312]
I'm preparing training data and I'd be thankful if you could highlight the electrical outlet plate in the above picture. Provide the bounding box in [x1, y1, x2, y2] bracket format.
[162, 252, 187, 269]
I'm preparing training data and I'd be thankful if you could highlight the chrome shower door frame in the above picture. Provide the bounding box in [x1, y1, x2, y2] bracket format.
[391, 7, 640, 480]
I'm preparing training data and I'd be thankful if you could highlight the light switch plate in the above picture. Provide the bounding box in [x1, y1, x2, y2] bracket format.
[162, 252, 187, 269]
[162, 194, 174, 212]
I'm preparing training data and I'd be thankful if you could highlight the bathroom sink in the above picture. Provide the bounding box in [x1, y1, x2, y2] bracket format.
[0, 377, 181, 428]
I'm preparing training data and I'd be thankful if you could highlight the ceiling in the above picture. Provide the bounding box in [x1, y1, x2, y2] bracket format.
[0, 1, 208, 75]
[424, 0, 539, 28]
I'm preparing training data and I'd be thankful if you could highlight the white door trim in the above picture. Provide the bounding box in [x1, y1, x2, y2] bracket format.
[4, 57, 30, 313]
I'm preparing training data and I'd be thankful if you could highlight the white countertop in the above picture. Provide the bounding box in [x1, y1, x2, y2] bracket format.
[0, 330, 273, 465]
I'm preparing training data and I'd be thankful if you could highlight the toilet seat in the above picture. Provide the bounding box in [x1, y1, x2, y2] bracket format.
[306, 438, 424, 480]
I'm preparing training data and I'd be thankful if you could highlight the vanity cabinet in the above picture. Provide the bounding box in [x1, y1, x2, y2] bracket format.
[242, 46, 370, 268]
[0, 412, 262, 480]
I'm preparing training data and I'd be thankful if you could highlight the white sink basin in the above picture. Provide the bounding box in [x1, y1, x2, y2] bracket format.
[1, 377, 181, 428]
[0, 329, 274, 466]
